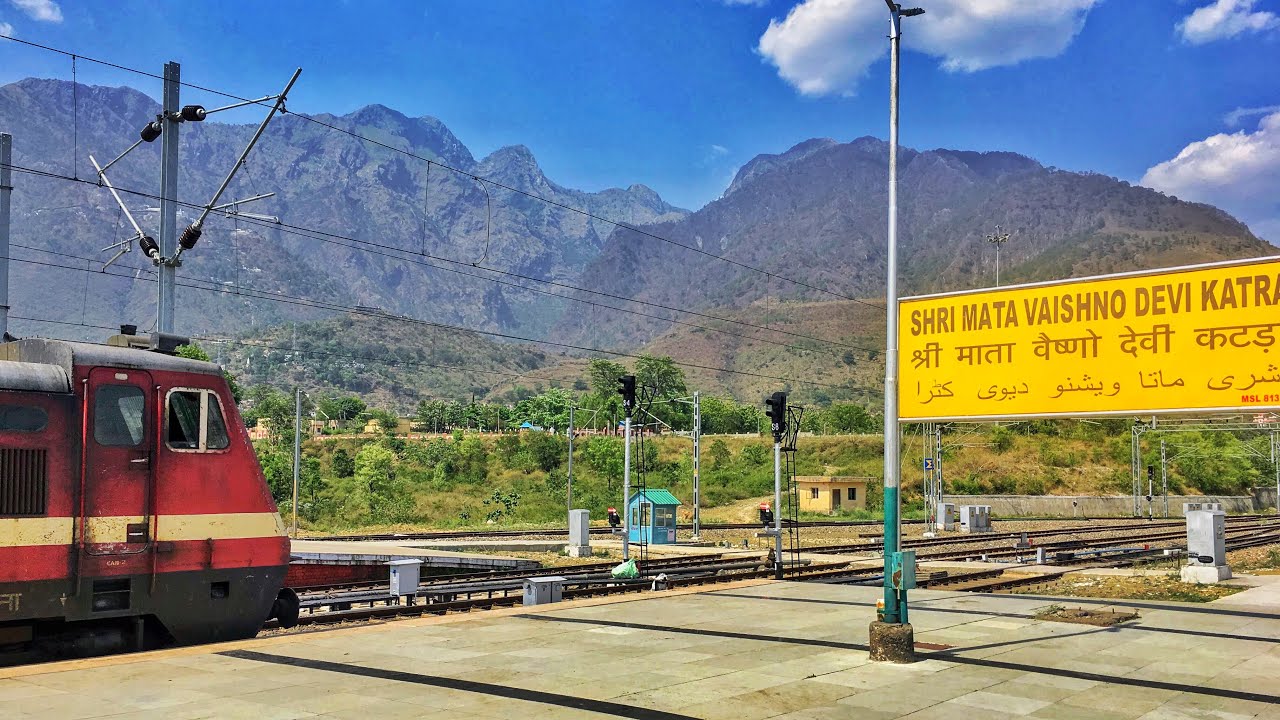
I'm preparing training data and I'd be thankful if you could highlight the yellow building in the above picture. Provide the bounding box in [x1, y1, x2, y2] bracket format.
[796, 476, 871, 514]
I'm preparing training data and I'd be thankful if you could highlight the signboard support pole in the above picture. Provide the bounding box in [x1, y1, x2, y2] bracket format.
[1272, 429, 1278, 515]
[1161, 439, 1168, 519]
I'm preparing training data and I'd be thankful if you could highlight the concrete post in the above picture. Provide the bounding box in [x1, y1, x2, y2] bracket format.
[692, 391, 701, 540]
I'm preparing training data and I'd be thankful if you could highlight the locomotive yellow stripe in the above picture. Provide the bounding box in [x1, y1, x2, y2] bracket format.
[0, 513, 287, 547]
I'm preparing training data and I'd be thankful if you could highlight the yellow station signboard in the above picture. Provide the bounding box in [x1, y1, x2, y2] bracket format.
[899, 256, 1280, 422]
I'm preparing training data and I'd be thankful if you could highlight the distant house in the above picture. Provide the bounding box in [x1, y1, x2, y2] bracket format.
[797, 477, 871, 515]
[518, 421, 544, 432]
[362, 417, 413, 435]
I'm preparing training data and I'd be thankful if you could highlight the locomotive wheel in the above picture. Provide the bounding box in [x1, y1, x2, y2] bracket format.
[270, 588, 301, 629]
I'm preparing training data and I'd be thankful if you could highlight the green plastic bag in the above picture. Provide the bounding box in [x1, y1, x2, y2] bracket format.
[611, 559, 639, 579]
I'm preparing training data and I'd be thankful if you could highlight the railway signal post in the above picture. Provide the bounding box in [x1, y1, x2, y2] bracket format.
[619, 375, 636, 561]
[765, 392, 786, 579]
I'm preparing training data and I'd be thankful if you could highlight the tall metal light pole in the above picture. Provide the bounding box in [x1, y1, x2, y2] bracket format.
[291, 387, 302, 538]
[566, 405, 575, 518]
[877, 1, 923, 656]
[986, 225, 1010, 287]
[692, 391, 702, 540]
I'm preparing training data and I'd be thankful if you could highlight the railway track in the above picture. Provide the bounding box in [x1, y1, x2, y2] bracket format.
[933, 525, 1280, 593]
[309, 514, 1216, 543]
[269, 517, 1280, 630]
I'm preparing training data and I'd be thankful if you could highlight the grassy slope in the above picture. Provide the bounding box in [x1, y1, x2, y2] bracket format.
[290, 424, 1246, 533]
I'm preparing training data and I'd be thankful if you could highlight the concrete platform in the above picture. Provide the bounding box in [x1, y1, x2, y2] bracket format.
[3, 580, 1279, 719]
[290, 539, 541, 571]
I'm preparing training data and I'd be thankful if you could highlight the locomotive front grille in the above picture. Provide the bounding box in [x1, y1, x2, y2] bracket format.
[0, 448, 48, 516]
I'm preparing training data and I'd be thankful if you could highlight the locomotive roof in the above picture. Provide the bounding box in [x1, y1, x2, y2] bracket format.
[0, 338, 222, 379]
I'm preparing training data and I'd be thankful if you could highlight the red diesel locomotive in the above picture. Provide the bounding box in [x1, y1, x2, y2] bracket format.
[0, 335, 296, 658]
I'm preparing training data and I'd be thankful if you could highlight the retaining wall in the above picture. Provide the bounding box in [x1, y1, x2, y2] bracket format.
[1254, 487, 1278, 511]
[943, 494, 1255, 517]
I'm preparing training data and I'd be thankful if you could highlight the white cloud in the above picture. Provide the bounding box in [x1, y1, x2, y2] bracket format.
[709, 144, 730, 156]
[1225, 104, 1280, 126]
[1141, 111, 1280, 243]
[1177, 0, 1279, 44]
[757, 0, 1098, 97]
[9, 0, 61, 23]
[723, 0, 768, 6]
[0, 21, 11, 37]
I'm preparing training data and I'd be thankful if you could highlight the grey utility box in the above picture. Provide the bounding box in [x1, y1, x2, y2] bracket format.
[1186, 510, 1226, 566]
[959, 505, 991, 533]
[567, 509, 592, 558]
[935, 502, 955, 531]
[388, 558, 422, 597]
[523, 576, 567, 606]
[569, 509, 591, 546]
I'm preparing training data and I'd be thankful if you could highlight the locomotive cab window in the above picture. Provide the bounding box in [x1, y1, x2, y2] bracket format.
[166, 389, 230, 452]
[94, 385, 145, 446]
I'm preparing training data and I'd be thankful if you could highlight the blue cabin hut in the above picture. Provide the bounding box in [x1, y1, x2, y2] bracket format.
[627, 489, 682, 545]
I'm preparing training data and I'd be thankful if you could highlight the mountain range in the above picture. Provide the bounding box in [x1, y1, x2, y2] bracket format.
[1, 78, 1274, 406]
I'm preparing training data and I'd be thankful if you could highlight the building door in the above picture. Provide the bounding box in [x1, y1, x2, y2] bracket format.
[832, 488, 842, 509]
[84, 367, 154, 556]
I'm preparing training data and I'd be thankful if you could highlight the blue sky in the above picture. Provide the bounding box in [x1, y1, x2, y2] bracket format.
[0, 0, 1277, 239]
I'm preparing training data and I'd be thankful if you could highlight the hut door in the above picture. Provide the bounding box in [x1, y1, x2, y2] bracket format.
[84, 367, 154, 556]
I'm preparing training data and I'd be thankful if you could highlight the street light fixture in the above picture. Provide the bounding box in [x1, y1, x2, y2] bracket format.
[986, 225, 1011, 286]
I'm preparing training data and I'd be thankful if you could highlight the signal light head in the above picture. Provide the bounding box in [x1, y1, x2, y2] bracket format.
[764, 391, 787, 438]
[617, 375, 637, 415]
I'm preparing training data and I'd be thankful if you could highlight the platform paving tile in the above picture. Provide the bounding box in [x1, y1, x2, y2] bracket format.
[951, 689, 1054, 716]
[0, 678, 63, 701]
[94, 697, 321, 720]
[1055, 683, 1183, 718]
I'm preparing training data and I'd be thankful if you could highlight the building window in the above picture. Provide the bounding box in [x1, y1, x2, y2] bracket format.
[849, 486, 857, 500]
[166, 389, 231, 452]
[95, 385, 145, 446]
[809, 487, 819, 499]
[0, 405, 47, 432]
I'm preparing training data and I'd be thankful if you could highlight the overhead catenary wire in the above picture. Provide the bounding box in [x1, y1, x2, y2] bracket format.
[0, 33, 884, 310]
[2, 161, 881, 356]
[1, 251, 853, 390]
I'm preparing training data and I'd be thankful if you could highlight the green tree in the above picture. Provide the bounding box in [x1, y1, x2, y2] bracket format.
[241, 386, 299, 446]
[331, 448, 355, 478]
[176, 343, 243, 402]
[318, 395, 366, 427]
[826, 404, 879, 434]
[709, 439, 731, 469]
[582, 436, 625, 493]
[347, 442, 414, 523]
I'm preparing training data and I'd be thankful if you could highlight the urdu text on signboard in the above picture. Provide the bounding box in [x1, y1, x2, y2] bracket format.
[899, 256, 1280, 422]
